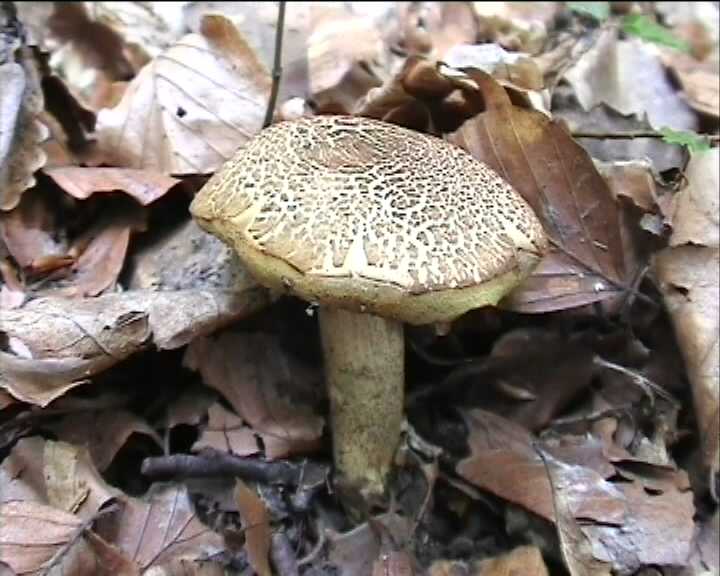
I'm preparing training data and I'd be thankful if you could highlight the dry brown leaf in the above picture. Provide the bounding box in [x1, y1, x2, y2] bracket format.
[45, 167, 181, 205]
[447, 69, 627, 312]
[234, 479, 272, 576]
[94, 484, 224, 572]
[564, 29, 698, 132]
[0, 437, 120, 521]
[0, 287, 267, 406]
[473, 545, 549, 576]
[0, 30, 48, 211]
[669, 149, 719, 248]
[307, 4, 388, 114]
[326, 513, 412, 576]
[654, 148, 719, 492]
[0, 390, 16, 410]
[473, 2, 557, 54]
[165, 389, 216, 429]
[193, 402, 259, 456]
[184, 332, 324, 459]
[127, 219, 262, 293]
[0, 500, 98, 574]
[0, 189, 67, 272]
[457, 410, 695, 573]
[96, 14, 270, 173]
[49, 410, 162, 472]
[655, 247, 719, 486]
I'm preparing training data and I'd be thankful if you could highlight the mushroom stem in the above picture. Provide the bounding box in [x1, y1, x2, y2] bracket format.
[318, 306, 404, 511]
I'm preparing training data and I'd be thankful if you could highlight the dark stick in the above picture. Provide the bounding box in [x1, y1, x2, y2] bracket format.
[263, 1, 286, 128]
[141, 451, 328, 490]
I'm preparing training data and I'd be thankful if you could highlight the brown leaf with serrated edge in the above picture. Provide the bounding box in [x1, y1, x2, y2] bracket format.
[234, 479, 271, 576]
[94, 484, 224, 572]
[45, 167, 180, 205]
[193, 402, 259, 456]
[448, 69, 627, 312]
[96, 14, 270, 173]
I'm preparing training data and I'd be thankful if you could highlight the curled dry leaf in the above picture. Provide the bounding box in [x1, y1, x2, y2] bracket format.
[447, 69, 627, 312]
[192, 402, 260, 457]
[234, 479, 272, 576]
[184, 332, 324, 459]
[0, 27, 48, 211]
[44, 167, 180, 205]
[94, 483, 224, 573]
[0, 287, 267, 406]
[96, 14, 270, 173]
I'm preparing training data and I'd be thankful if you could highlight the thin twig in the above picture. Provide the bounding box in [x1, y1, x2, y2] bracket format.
[573, 130, 720, 143]
[263, 1, 286, 127]
[593, 355, 679, 406]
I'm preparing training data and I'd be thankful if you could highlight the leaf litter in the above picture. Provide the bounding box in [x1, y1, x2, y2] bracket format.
[0, 2, 718, 575]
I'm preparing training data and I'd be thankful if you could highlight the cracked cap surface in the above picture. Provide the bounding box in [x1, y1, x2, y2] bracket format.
[190, 115, 548, 324]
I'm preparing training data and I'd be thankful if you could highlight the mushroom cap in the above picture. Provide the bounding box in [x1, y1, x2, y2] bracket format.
[190, 115, 548, 324]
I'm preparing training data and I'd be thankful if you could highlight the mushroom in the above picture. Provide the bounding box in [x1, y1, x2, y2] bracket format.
[189, 115, 548, 512]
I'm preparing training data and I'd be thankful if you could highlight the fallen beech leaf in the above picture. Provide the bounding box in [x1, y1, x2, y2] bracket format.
[457, 410, 695, 573]
[96, 14, 271, 173]
[655, 247, 719, 486]
[0, 501, 91, 574]
[0, 390, 16, 410]
[193, 402, 259, 456]
[307, 5, 388, 114]
[0, 437, 120, 520]
[165, 389, 216, 429]
[448, 69, 627, 312]
[0, 189, 68, 271]
[49, 410, 162, 472]
[326, 513, 412, 576]
[668, 149, 719, 248]
[45, 167, 180, 205]
[127, 219, 261, 293]
[94, 484, 224, 572]
[0, 287, 267, 406]
[564, 29, 697, 132]
[234, 479, 271, 576]
[474, 546, 549, 576]
[184, 332, 324, 459]
[0, 35, 48, 211]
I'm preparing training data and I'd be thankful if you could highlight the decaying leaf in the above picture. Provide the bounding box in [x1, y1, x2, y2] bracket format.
[44, 167, 181, 205]
[193, 402, 259, 456]
[457, 410, 695, 573]
[184, 332, 324, 459]
[654, 148, 719, 492]
[0, 15, 48, 211]
[234, 479, 272, 576]
[0, 287, 267, 406]
[49, 410, 162, 472]
[447, 69, 627, 312]
[564, 28, 698, 132]
[474, 545, 550, 576]
[0, 500, 93, 574]
[96, 14, 271, 173]
[94, 483, 224, 573]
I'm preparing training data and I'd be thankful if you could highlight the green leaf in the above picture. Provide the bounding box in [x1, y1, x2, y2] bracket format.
[622, 14, 690, 52]
[659, 128, 711, 152]
[567, 2, 610, 21]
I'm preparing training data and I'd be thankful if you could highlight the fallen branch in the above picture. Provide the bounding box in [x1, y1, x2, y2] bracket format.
[263, 0, 286, 127]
